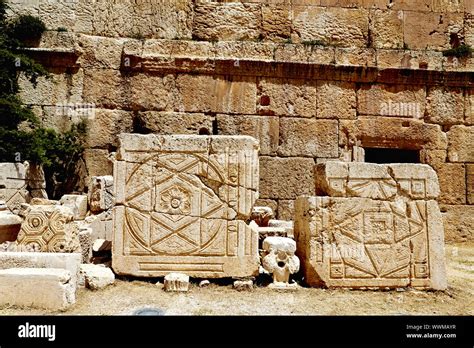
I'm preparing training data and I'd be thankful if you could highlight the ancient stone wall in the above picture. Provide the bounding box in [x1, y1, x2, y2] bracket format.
[9, 0, 474, 241]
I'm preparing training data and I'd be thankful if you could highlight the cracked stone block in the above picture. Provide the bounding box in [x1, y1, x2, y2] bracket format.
[296, 162, 447, 290]
[0, 252, 81, 287]
[164, 272, 189, 292]
[315, 162, 440, 200]
[112, 134, 259, 278]
[16, 205, 81, 253]
[89, 176, 114, 213]
[0, 268, 76, 310]
[60, 194, 88, 220]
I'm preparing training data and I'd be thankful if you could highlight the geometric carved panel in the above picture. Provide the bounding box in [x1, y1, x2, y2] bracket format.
[112, 134, 260, 278]
[296, 162, 447, 290]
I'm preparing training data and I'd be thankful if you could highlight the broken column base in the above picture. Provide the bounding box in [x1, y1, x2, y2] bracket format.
[0, 268, 75, 310]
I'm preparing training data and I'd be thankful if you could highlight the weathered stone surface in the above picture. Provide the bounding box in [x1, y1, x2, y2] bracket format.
[86, 211, 113, 241]
[295, 196, 447, 290]
[85, 109, 134, 148]
[112, 134, 259, 278]
[16, 205, 81, 253]
[317, 81, 356, 119]
[0, 252, 81, 287]
[89, 176, 114, 214]
[292, 6, 369, 47]
[164, 272, 189, 292]
[370, 10, 403, 49]
[261, 4, 291, 41]
[358, 84, 425, 118]
[79, 264, 115, 290]
[137, 112, 213, 136]
[0, 268, 75, 310]
[260, 157, 315, 200]
[78, 227, 92, 264]
[388, 164, 441, 200]
[441, 205, 474, 242]
[257, 78, 317, 117]
[175, 75, 257, 115]
[60, 194, 88, 220]
[262, 236, 300, 286]
[216, 114, 279, 156]
[83, 149, 114, 179]
[467, 164, 474, 205]
[258, 227, 288, 241]
[339, 117, 447, 150]
[77, 35, 126, 69]
[277, 200, 295, 221]
[334, 47, 377, 67]
[278, 118, 339, 157]
[0, 203, 22, 243]
[434, 164, 466, 204]
[403, 12, 463, 50]
[193, 3, 261, 41]
[447, 126, 474, 162]
[426, 87, 465, 125]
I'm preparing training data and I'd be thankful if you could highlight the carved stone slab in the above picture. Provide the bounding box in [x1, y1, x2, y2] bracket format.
[112, 134, 260, 278]
[16, 205, 81, 253]
[296, 162, 447, 290]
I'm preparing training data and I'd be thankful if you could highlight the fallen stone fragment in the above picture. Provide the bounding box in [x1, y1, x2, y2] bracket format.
[60, 194, 88, 220]
[268, 219, 294, 238]
[0, 268, 75, 310]
[89, 176, 114, 213]
[164, 272, 190, 292]
[80, 264, 115, 290]
[199, 279, 210, 287]
[233, 279, 253, 291]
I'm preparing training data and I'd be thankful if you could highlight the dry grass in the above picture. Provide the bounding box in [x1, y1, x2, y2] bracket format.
[1, 242, 473, 316]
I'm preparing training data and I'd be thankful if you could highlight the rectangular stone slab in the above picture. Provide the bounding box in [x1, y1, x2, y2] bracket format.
[0, 268, 75, 310]
[112, 134, 260, 278]
[0, 252, 81, 287]
[294, 196, 447, 290]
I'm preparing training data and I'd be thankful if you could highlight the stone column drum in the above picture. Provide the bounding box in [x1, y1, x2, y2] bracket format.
[112, 134, 260, 278]
[295, 162, 447, 290]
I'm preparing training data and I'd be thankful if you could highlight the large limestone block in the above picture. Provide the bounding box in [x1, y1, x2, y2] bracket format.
[259, 157, 315, 200]
[426, 87, 465, 125]
[434, 163, 466, 204]
[369, 9, 403, 49]
[292, 6, 369, 47]
[257, 78, 317, 118]
[137, 112, 213, 136]
[357, 84, 425, 118]
[0, 252, 81, 287]
[317, 81, 356, 119]
[0, 268, 75, 310]
[295, 196, 447, 290]
[278, 118, 339, 157]
[16, 205, 81, 253]
[112, 134, 259, 278]
[447, 126, 474, 162]
[441, 205, 474, 242]
[192, 2, 261, 41]
[217, 114, 279, 156]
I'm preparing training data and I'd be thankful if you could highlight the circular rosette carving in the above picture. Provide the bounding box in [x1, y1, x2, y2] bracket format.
[160, 186, 191, 215]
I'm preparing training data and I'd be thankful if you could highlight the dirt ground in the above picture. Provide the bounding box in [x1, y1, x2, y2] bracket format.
[0, 242, 473, 316]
